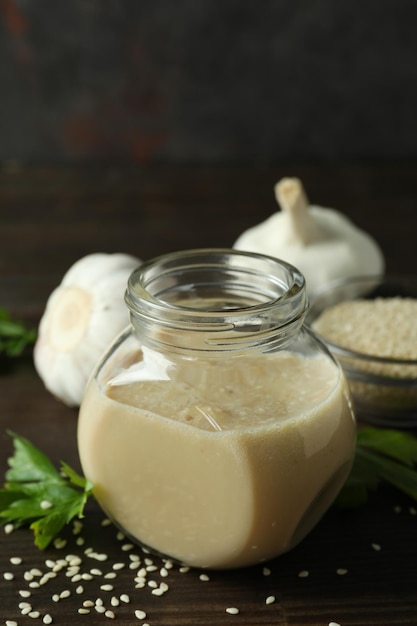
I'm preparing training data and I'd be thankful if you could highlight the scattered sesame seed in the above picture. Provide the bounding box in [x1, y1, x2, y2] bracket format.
[100, 584, 114, 592]
[66, 567, 79, 578]
[30, 568, 43, 577]
[298, 570, 309, 578]
[90, 568, 103, 576]
[40, 573, 56, 585]
[96, 598, 104, 606]
[135, 609, 147, 620]
[78, 608, 90, 615]
[262, 567, 271, 576]
[43, 614, 53, 624]
[71, 574, 82, 583]
[394, 505, 402, 514]
[120, 593, 130, 603]
[24, 571, 34, 581]
[4, 523, 14, 534]
[148, 580, 158, 588]
[52, 594, 60, 602]
[329, 622, 341, 626]
[152, 587, 164, 596]
[121, 543, 134, 551]
[266, 595, 275, 605]
[53, 538, 67, 550]
[104, 572, 117, 579]
[83, 600, 94, 607]
[112, 562, 125, 570]
[76, 585, 84, 594]
[146, 564, 157, 572]
[76, 537, 85, 546]
[179, 566, 190, 573]
[72, 520, 83, 535]
[95, 605, 106, 614]
[199, 573, 210, 582]
[6, 621, 18, 626]
[3, 572, 14, 581]
[160, 567, 169, 577]
[410, 506, 417, 516]
[105, 610, 116, 619]
[116, 531, 125, 540]
[19, 601, 32, 610]
[29, 610, 41, 618]
[29, 581, 40, 589]
[59, 589, 71, 599]
[336, 568, 348, 576]
[52, 564, 63, 573]
[10, 556, 22, 565]
[40, 499, 53, 509]
[226, 607, 240, 615]
[372, 543, 381, 551]
[111, 596, 120, 607]
[19, 589, 31, 598]
[101, 517, 112, 526]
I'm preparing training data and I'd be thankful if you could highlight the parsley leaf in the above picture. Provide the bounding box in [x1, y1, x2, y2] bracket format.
[336, 427, 417, 509]
[0, 431, 93, 549]
[0, 307, 36, 357]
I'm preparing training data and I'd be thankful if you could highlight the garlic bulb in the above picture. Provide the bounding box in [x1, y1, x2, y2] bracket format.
[233, 177, 385, 294]
[34, 252, 141, 407]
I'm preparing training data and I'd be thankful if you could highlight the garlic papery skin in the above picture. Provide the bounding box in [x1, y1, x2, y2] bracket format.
[233, 177, 385, 294]
[34, 252, 141, 407]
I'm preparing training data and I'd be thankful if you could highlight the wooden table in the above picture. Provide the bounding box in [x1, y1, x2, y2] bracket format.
[1, 163, 417, 625]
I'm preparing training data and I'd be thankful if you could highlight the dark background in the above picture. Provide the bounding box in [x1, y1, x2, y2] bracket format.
[1, 0, 417, 165]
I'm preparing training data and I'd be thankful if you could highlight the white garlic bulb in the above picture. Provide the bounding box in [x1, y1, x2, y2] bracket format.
[233, 177, 385, 294]
[34, 252, 141, 407]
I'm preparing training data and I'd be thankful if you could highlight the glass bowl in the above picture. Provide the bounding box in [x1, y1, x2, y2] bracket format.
[306, 275, 417, 428]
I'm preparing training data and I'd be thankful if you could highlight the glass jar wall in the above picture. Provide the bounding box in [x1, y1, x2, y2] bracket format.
[77, 249, 356, 569]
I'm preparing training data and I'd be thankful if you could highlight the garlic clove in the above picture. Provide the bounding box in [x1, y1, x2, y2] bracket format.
[234, 177, 385, 294]
[34, 252, 141, 407]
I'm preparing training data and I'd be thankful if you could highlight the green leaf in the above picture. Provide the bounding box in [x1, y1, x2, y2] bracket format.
[0, 307, 36, 358]
[357, 427, 417, 467]
[0, 432, 93, 548]
[5, 431, 64, 484]
[60, 461, 92, 491]
[337, 427, 417, 509]
[30, 510, 70, 550]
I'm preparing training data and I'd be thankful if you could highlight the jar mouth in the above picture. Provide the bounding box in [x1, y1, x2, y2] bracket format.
[125, 249, 307, 351]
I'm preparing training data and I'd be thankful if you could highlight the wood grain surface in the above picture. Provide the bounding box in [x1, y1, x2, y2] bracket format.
[1, 163, 417, 625]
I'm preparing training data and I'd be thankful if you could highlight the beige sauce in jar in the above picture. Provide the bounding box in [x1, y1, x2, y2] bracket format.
[78, 350, 355, 569]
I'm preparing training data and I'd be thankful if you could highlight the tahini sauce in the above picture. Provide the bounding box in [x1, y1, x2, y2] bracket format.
[78, 351, 355, 569]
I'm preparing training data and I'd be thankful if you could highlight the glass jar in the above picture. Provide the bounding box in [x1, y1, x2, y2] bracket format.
[77, 249, 356, 569]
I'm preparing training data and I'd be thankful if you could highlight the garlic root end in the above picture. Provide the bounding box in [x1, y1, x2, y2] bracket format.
[274, 178, 319, 245]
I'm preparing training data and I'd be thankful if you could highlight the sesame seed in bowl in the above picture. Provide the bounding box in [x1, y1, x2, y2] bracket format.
[306, 275, 417, 428]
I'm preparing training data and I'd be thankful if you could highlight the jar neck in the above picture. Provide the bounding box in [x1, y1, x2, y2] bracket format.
[125, 249, 307, 354]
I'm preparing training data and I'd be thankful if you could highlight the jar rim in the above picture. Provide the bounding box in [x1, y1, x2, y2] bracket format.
[126, 248, 306, 316]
